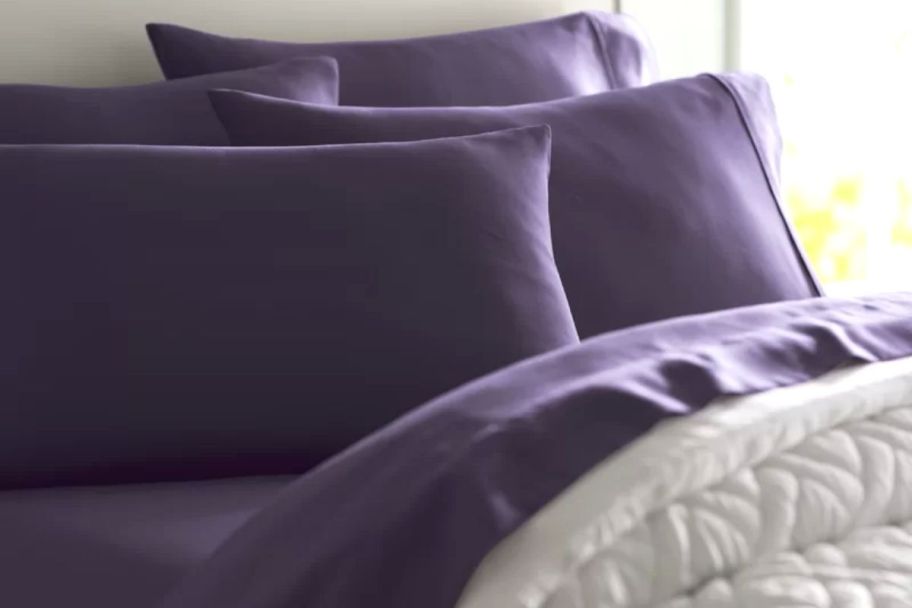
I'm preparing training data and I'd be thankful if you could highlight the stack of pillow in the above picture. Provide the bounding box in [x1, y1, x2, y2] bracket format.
[2, 12, 820, 489]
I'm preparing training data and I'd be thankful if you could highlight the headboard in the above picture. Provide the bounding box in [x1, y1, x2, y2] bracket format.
[0, 0, 608, 86]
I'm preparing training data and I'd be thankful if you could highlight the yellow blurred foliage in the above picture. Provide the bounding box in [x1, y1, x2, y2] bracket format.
[894, 180, 912, 246]
[787, 178, 867, 283]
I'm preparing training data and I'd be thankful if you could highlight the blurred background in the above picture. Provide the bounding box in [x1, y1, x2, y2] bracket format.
[624, 0, 912, 294]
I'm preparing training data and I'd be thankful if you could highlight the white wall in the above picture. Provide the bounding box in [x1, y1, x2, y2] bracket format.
[0, 0, 731, 86]
[0, 0, 609, 86]
[618, 0, 728, 78]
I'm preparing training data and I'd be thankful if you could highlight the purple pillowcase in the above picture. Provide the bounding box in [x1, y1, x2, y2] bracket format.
[209, 75, 821, 338]
[0, 57, 338, 144]
[147, 12, 655, 107]
[1, 127, 577, 488]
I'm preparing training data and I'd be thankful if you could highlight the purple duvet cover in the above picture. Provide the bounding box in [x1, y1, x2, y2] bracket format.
[156, 294, 912, 608]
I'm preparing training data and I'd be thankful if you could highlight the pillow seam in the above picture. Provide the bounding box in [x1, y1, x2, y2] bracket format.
[706, 73, 823, 298]
[584, 12, 619, 89]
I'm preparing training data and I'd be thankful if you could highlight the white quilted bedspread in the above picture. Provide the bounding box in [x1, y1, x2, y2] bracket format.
[458, 357, 912, 608]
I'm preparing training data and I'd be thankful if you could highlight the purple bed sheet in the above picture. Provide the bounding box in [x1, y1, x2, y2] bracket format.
[157, 294, 912, 608]
[0, 475, 292, 608]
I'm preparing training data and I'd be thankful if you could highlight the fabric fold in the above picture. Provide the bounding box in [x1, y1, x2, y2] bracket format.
[161, 294, 912, 608]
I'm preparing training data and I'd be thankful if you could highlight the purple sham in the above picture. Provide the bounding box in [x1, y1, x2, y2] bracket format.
[147, 12, 655, 107]
[209, 74, 821, 338]
[0, 57, 338, 144]
[0, 127, 578, 488]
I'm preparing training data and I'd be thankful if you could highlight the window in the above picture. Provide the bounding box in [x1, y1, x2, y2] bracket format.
[738, 0, 912, 293]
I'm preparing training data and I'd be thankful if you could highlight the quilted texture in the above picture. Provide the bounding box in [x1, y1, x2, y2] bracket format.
[657, 523, 912, 606]
[457, 357, 912, 608]
[153, 295, 912, 608]
[564, 408, 912, 607]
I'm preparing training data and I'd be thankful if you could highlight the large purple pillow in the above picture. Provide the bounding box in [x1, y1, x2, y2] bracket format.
[209, 74, 821, 338]
[1, 127, 577, 488]
[0, 57, 337, 145]
[147, 12, 654, 107]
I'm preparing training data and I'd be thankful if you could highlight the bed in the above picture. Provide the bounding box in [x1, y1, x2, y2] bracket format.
[152, 295, 912, 608]
[2, 3, 911, 608]
[0, 476, 292, 607]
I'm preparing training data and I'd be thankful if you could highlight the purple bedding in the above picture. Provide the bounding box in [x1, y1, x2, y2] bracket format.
[147, 12, 654, 106]
[0, 58, 338, 145]
[0, 475, 292, 608]
[153, 294, 912, 608]
[208, 74, 820, 337]
[2, 127, 576, 488]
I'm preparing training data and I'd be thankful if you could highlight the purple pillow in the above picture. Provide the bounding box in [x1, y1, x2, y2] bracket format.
[146, 12, 654, 107]
[1, 127, 577, 488]
[209, 74, 821, 338]
[0, 57, 337, 145]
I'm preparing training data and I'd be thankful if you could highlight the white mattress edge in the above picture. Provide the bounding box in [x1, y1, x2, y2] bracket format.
[456, 355, 912, 608]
